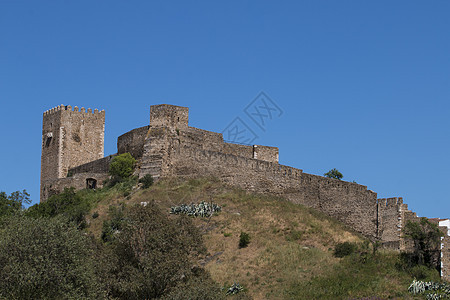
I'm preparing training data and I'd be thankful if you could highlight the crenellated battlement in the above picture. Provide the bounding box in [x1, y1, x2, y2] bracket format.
[377, 197, 403, 207]
[40, 104, 105, 200]
[43, 104, 105, 116]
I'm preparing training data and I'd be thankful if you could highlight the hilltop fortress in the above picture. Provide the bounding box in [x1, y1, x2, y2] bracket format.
[40, 104, 450, 280]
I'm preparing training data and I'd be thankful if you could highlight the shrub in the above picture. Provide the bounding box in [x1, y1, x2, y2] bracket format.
[226, 283, 244, 295]
[409, 265, 434, 280]
[408, 279, 450, 298]
[104, 203, 207, 299]
[26, 187, 91, 229]
[170, 201, 221, 217]
[101, 204, 126, 243]
[107, 175, 123, 187]
[324, 168, 343, 180]
[402, 218, 443, 269]
[139, 174, 154, 189]
[239, 232, 251, 248]
[0, 216, 101, 299]
[333, 242, 356, 258]
[92, 211, 99, 219]
[109, 153, 136, 179]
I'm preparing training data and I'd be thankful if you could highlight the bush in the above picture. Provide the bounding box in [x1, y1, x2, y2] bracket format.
[104, 203, 207, 299]
[324, 168, 343, 180]
[239, 232, 251, 248]
[101, 204, 126, 243]
[170, 201, 222, 217]
[402, 218, 443, 269]
[109, 153, 136, 179]
[0, 216, 102, 299]
[26, 187, 92, 229]
[107, 175, 123, 187]
[409, 265, 435, 280]
[333, 242, 357, 258]
[139, 174, 154, 189]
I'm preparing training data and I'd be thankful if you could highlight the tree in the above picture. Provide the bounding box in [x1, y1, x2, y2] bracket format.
[109, 153, 136, 179]
[104, 202, 212, 299]
[26, 187, 92, 229]
[324, 168, 343, 180]
[0, 216, 102, 299]
[402, 218, 443, 269]
[0, 190, 30, 218]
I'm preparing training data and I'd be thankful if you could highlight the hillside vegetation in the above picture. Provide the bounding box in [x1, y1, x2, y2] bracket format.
[86, 176, 439, 299]
[1, 177, 443, 299]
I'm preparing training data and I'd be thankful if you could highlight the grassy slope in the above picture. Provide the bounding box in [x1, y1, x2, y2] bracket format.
[85, 177, 437, 299]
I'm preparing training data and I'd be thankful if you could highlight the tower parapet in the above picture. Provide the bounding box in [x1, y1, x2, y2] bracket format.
[150, 104, 189, 129]
[40, 104, 105, 201]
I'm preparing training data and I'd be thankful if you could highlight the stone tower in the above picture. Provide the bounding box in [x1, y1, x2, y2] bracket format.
[40, 105, 105, 201]
[150, 104, 189, 129]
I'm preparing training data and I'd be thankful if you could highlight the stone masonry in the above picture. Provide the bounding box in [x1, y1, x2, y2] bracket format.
[40, 105, 105, 200]
[40, 103, 449, 280]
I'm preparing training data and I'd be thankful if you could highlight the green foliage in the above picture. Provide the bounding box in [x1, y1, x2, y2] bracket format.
[139, 174, 154, 189]
[288, 250, 437, 299]
[226, 282, 244, 295]
[0, 216, 102, 299]
[101, 204, 126, 243]
[92, 211, 99, 218]
[170, 201, 222, 217]
[0, 190, 30, 218]
[333, 241, 357, 258]
[103, 203, 208, 299]
[26, 187, 92, 229]
[106, 175, 123, 187]
[239, 232, 251, 248]
[109, 153, 136, 179]
[324, 168, 343, 180]
[402, 218, 443, 269]
[409, 265, 438, 280]
[224, 232, 232, 237]
[408, 279, 450, 299]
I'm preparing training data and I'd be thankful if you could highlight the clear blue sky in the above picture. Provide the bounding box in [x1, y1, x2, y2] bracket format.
[1, 1, 449, 219]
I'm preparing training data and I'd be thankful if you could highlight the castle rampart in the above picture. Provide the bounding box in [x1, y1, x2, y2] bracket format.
[39, 103, 450, 281]
[168, 144, 378, 238]
[117, 126, 150, 159]
[377, 197, 403, 249]
[69, 155, 116, 176]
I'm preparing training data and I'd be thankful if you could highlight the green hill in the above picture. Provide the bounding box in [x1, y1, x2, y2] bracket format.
[84, 176, 438, 299]
[1, 176, 442, 299]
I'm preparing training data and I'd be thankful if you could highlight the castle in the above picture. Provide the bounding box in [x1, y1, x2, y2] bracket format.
[40, 104, 450, 280]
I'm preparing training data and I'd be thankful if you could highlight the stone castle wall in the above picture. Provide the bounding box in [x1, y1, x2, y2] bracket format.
[40, 103, 449, 281]
[168, 143, 378, 239]
[117, 126, 150, 159]
[442, 233, 450, 281]
[377, 197, 403, 248]
[69, 155, 116, 176]
[40, 105, 105, 201]
[41, 173, 109, 200]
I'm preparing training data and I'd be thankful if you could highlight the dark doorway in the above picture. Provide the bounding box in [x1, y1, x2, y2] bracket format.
[86, 178, 97, 190]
